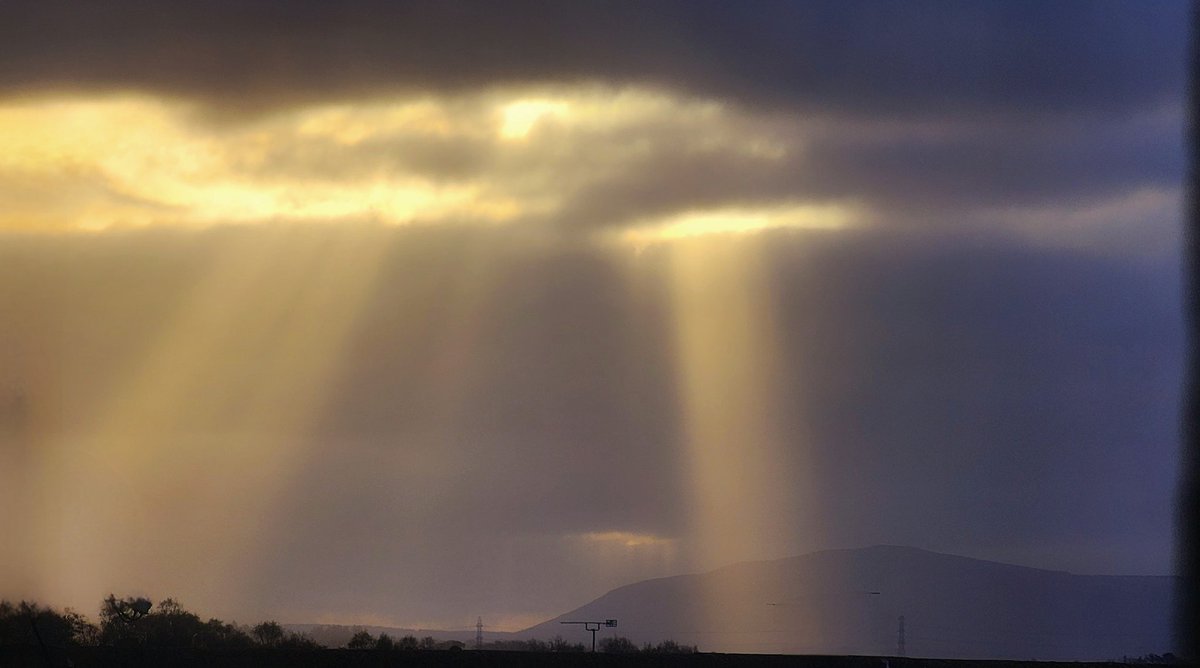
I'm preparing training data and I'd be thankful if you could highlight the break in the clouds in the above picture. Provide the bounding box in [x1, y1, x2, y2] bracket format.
[0, 0, 1186, 636]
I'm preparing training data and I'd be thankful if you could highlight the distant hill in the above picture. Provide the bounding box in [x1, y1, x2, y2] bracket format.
[521, 545, 1176, 660]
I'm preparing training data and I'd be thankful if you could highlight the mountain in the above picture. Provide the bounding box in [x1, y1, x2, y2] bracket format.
[521, 545, 1176, 660]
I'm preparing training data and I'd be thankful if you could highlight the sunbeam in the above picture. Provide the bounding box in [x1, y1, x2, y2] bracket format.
[615, 224, 831, 640]
[664, 236, 801, 568]
[24, 226, 389, 611]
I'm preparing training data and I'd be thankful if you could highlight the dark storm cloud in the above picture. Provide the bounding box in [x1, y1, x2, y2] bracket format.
[0, 1, 1183, 241]
[0, 0, 1185, 118]
[551, 109, 1184, 230]
[798, 110, 1186, 212]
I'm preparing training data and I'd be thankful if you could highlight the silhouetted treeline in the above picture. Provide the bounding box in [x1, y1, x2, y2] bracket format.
[301, 625, 469, 650]
[0, 597, 316, 650]
[484, 636, 586, 652]
[476, 636, 694, 654]
[601, 636, 697, 654]
[343, 630, 465, 651]
[1, 598, 697, 655]
[323, 631, 694, 654]
[0, 600, 96, 648]
[0, 598, 1181, 668]
[640, 639, 699, 654]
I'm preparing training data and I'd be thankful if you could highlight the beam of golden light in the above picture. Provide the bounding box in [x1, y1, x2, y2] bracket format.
[615, 225, 823, 650]
[26, 226, 390, 611]
[665, 237, 799, 567]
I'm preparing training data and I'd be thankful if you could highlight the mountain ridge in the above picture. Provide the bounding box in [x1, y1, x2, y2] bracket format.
[521, 544, 1176, 659]
[285, 546, 1175, 658]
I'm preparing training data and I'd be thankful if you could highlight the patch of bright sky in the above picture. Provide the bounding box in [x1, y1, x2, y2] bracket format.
[615, 204, 858, 250]
[578, 531, 677, 549]
[499, 99, 570, 140]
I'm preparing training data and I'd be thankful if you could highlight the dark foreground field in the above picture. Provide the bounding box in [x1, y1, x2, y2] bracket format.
[0, 649, 1172, 668]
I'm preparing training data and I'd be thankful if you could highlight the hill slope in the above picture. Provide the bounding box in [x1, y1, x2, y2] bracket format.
[522, 545, 1176, 660]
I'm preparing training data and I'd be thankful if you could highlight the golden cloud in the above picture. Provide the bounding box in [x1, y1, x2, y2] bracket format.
[0, 87, 852, 240]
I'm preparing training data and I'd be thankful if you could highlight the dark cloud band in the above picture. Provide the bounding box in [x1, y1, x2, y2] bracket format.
[0, 1, 1186, 118]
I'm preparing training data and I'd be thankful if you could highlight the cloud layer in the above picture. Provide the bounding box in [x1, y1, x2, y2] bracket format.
[0, 85, 1183, 260]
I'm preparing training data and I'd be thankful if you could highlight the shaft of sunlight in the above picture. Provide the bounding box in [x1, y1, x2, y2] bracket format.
[26, 227, 389, 611]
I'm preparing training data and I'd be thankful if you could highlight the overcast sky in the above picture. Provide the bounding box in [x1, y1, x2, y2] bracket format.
[0, 0, 1187, 632]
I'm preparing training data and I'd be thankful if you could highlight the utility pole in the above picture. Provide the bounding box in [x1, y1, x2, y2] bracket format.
[857, 591, 881, 654]
[560, 619, 617, 652]
[475, 617, 483, 650]
[897, 615, 905, 656]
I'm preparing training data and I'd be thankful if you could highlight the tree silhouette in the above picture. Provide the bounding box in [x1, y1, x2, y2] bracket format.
[646, 639, 698, 653]
[346, 630, 375, 649]
[101, 595, 151, 625]
[99, 595, 152, 646]
[548, 634, 586, 652]
[0, 600, 97, 648]
[252, 621, 284, 647]
[599, 636, 638, 653]
[193, 617, 254, 649]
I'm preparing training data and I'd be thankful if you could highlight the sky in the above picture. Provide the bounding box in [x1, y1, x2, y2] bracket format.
[0, 0, 1188, 633]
